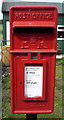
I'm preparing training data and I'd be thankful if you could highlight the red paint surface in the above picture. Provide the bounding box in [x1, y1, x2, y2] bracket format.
[10, 6, 58, 114]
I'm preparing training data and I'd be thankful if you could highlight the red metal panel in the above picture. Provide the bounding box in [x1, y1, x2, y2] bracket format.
[13, 21, 56, 28]
[10, 6, 58, 114]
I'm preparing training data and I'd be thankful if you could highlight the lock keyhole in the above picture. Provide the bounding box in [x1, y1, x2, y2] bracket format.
[20, 82, 22, 84]
[31, 53, 37, 59]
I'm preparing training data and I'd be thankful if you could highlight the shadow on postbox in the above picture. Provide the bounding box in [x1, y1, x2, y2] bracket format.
[10, 6, 58, 114]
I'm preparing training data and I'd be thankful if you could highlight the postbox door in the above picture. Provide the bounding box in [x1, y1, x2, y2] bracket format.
[13, 53, 46, 101]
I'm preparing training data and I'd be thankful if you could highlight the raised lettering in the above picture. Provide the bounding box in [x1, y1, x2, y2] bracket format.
[15, 13, 19, 19]
[49, 13, 53, 19]
[37, 40, 44, 49]
[15, 12, 53, 20]
[32, 13, 36, 19]
[19, 13, 22, 19]
[21, 41, 29, 49]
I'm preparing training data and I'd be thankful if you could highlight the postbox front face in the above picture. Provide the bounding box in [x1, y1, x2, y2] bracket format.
[10, 6, 58, 114]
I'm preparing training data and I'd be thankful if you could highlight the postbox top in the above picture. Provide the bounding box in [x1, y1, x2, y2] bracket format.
[10, 6, 58, 28]
[2, 0, 63, 14]
[10, 6, 58, 53]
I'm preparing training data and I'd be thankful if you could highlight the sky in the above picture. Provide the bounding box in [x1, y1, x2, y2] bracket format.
[0, 0, 3, 20]
[0, 0, 63, 20]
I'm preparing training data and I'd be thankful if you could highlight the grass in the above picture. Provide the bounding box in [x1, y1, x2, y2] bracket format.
[0, 24, 3, 32]
[2, 68, 26, 119]
[2, 59, 63, 119]
[38, 60, 63, 119]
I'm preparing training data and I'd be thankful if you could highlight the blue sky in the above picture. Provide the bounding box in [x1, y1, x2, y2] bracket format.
[0, 0, 63, 20]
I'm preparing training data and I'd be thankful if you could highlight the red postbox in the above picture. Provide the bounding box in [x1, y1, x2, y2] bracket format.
[10, 6, 58, 114]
